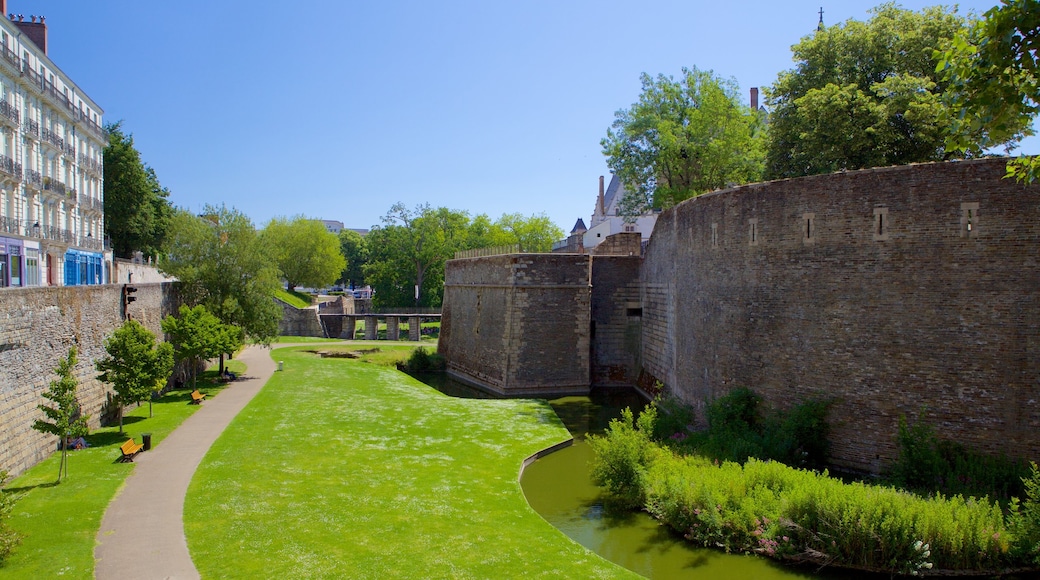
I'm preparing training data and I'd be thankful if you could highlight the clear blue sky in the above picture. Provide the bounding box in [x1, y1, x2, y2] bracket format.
[18, 0, 1033, 234]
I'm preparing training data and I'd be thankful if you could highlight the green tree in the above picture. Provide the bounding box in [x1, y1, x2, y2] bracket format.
[364, 204, 469, 308]
[103, 122, 172, 258]
[162, 305, 241, 388]
[765, 4, 970, 178]
[337, 228, 368, 289]
[602, 67, 765, 215]
[96, 320, 174, 431]
[160, 205, 282, 345]
[31, 348, 89, 482]
[0, 471, 18, 566]
[939, 0, 1040, 182]
[488, 213, 563, 252]
[260, 216, 346, 292]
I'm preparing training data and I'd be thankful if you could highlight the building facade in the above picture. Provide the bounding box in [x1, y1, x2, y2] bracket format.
[584, 174, 658, 250]
[0, 4, 107, 289]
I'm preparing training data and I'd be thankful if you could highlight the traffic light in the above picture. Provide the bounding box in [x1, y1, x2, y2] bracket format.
[123, 285, 137, 318]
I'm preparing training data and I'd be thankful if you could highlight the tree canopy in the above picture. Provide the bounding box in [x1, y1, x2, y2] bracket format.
[602, 67, 765, 215]
[103, 122, 173, 258]
[765, 3, 971, 178]
[96, 320, 174, 432]
[337, 228, 368, 289]
[162, 305, 242, 388]
[939, 0, 1040, 182]
[160, 205, 282, 344]
[260, 216, 346, 292]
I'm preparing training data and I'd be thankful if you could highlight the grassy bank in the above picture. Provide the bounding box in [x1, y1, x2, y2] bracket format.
[184, 345, 635, 578]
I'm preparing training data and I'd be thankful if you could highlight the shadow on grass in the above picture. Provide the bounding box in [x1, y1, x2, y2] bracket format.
[4, 479, 60, 494]
[88, 431, 135, 447]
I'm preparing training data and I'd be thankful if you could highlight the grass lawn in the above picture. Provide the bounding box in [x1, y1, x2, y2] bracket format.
[274, 288, 313, 309]
[0, 367, 236, 579]
[185, 346, 636, 579]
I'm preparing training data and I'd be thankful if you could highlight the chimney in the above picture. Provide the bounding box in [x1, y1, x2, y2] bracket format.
[750, 87, 759, 111]
[596, 176, 605, 217]
[14, 13, 47, 55]
[0, 2, 6, 19]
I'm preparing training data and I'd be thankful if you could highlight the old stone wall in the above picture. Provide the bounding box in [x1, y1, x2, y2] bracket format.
[0, 283, 179, 477]
[592, 231, 643, 256]
[439, 254, 591, 396]
[276, 299, 323, 337]
[590, 256, 642, 388]
[642, 158, 1040, 472]
[111, 259, 176, 285]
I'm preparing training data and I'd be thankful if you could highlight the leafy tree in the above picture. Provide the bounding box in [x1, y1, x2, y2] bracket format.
[364, 204, 469, 308]
[485, 213, 563, 252]
[765, 3, 970, 178]
[31, 348, 89, 482]
[939, 0, 1040, 182]
[260, 216, 346, 292]
[602, 67, 765, 215]
[96, 320, 174, 431]
[103, 122, 172, 258]
[337, 228, 368, 289]
[160, 205, 282, 345]
[162, 305, 242, 388]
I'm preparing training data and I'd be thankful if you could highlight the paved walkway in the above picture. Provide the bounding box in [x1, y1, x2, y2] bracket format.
[94, 345, 279, 580]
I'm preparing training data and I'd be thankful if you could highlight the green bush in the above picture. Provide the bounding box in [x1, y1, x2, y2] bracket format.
[402, 347, 446, 373]
[1008, 462, 1040, 565]
[0, 471, 20, 566]
[587, 406, 659, 509]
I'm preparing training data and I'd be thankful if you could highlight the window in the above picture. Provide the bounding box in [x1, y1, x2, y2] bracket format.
[961, 202, 979, 238]
[25, 247, 38, 285]
[749, 218, 759, 246]
[711, 222, 718, 247]
[9, 245, 19, 285]
[873, 207, 889, 241]
[803, 213, 815, 245]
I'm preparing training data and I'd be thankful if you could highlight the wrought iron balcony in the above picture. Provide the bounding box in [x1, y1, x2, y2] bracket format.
[0, 154, 22, 179]
[43, 176, 67, 196]
[93, 198, 104, 212]
[0, 100, 19, 126]
[73, 108, 106, 141]
[0, 44, 18, 73]
[23, 118, 38, 138]
[66, 188, 77, 204]
[0, 215, 19, 234]
[64, 143, 75, 157]
[25, 168, 42, 188]
[79, 235, 102, 251]
[20, 64, 41, 91]
[41, 128, 64, 150]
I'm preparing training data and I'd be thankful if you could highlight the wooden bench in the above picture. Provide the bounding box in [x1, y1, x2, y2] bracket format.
[190, 390, 206, 404]
[119, 438, 144, 462]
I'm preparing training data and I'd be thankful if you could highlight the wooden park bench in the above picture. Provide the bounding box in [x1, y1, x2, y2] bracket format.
[119, 438, 144, 462]
[190, 390, 206, 404]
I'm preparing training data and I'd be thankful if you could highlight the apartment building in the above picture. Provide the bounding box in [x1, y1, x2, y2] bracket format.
[0, 3, 107, 288]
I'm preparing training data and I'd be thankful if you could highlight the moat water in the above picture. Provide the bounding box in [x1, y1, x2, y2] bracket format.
[414, 374, 867, 579]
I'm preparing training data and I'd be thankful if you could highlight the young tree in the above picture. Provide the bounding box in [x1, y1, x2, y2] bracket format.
[31, 348, 89, 482]
[602, 67, 765, 215]
[103, 122, 173, 258]
[337, 228, 368, 289]
[765, 4, 970, 178]
[96, 320, 174, 430]
[160, 205, 282, 344]
[939, 0, 1040, 182]
[260, 216, 345, 292]
[162, 305, 241, 388]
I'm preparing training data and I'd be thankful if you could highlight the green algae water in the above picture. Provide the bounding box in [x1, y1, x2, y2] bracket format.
[521, 392, 870, 580]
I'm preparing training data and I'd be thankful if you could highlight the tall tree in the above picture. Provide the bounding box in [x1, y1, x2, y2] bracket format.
[31, 348, 89, 482]
[162, 305, 242, 388]
[337, 228, 368, 289]
[765, 4, 970, 178]
[602, 67, 765, 215]
[260, 216, 346, 292]
[103, 122, 172, 258]
[96, 320, 174, 431]
[467, 213, 563, 252]
[160, 205, 282, 344]
[364, 204, 469, 308]
[939, 0, 1040, 182]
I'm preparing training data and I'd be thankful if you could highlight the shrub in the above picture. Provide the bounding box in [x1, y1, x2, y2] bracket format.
[402, 347, 446, 373]
[1008, 462, 1040, 565]
[0, 471, 20, 565]
[587, 406, 659, 509]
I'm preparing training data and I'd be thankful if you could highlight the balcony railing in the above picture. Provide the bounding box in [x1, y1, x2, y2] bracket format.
[64, 143, 75, 157]
[0, 154, 22, 180]
[23, 118, 38, 139]
[73, 108, 106, 141]
[43, 176, 67, 196]
[93, 197, 104, 212]
[66, 188, 77, 204]
[0, 215, 19, 234]
[79, 235, 103, 251]
[21, 64, 41, 91]
[41, 127, 64, 150]
[24, 168, 42, 189]
[0, 44, 19, 72]
[0, 100, 19, 126]
[77, 153, 103, 177]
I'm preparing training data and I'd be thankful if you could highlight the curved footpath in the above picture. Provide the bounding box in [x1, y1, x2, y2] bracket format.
[94, 344, 281, 580]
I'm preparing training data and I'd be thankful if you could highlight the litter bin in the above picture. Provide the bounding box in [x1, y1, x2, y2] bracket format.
[142, 433, 152, 451]
[278, 361, 284, 371]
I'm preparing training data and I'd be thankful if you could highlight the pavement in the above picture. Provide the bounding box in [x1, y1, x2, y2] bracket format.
[94, 344, 279, 580]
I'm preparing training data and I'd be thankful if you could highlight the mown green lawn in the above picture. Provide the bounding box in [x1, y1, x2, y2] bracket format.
[0, 364, 242, 579]
[185, 346, 636, 579]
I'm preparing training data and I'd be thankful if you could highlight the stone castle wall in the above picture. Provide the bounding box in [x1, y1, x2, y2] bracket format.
[0, 283, 179, 477]
[642, 158, 1040, 472]
[439, 254, 591, 395]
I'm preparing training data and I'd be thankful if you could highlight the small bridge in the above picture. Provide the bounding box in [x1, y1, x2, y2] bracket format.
[319, 313, 442, 341]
